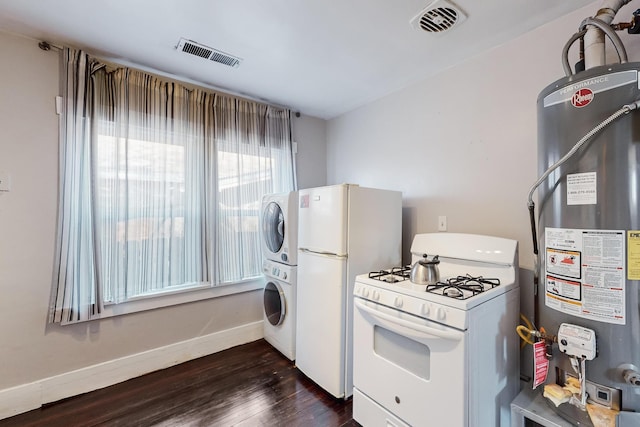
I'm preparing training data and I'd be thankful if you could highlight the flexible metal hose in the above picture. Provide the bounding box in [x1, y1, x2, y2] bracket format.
[562, 17, 628, 76]
[516, 325, 536, 346]
[580, 17, 628, 63]
[527, 98, 640, 256]
[517, 313, 536, 347]
[562, 29, 587, 76]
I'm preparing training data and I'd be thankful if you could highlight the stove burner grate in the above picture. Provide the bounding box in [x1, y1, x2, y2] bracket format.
[368, 266, 411, 283]
[426, 275, 500, 299]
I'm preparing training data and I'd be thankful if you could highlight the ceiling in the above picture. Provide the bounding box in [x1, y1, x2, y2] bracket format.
[0, 0, 597, 119]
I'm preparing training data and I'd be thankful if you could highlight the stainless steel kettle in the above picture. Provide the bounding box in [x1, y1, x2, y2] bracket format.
[410, 254, 440, 285]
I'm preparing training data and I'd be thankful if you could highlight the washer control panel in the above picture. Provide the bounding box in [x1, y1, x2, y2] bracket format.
[263, 259, 296, 283]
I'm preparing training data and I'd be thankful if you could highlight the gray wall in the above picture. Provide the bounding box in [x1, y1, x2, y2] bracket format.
[292, 113, 328, 189]
[326, 1, 640, 266]
[323, 1, 640, 381]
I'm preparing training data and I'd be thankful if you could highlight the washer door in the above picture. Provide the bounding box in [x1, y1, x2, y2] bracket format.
[262, 201, 285, 254]
[264, 281, 286, 326]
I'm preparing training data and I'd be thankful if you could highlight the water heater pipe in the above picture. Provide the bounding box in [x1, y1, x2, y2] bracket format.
[563, 17, 628, 76]
[581, 17, 628, 63]
[584, 0, 631, 69]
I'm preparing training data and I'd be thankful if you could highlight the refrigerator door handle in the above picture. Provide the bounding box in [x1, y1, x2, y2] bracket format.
[299, 248, 348, 259]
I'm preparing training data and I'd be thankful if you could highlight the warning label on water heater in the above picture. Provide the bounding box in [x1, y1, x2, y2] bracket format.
[628, 231, 640, 280]
[545, 227, 625, 325]
[566, 172, 597, 205]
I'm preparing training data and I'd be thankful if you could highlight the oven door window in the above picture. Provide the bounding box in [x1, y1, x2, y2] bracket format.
[353, 299, 468, 427]
[374, 325, 430, 380]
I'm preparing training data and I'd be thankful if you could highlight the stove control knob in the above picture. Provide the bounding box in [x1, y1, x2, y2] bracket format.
[421, 303, 431, 316]
[372, 290, 380, 301]
[363, 287, 370, 298]
[437, 307, 446, 321]
[394, 296, 403, 308]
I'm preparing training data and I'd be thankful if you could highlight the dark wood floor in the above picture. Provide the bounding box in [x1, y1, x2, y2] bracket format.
[0, 339, 358, 427]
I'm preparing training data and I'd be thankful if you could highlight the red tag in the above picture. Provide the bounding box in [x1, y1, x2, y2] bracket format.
[533, 340, 549, 389]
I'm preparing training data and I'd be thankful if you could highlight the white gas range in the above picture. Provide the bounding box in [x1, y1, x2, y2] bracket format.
[352, 233, 521, 427]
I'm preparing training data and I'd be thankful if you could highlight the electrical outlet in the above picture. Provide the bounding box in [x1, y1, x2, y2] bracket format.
[438, 215, 447, 231]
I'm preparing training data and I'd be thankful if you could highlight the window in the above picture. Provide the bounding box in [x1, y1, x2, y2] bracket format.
[95, 132, 200, 303]
[49, 49, 295, 324]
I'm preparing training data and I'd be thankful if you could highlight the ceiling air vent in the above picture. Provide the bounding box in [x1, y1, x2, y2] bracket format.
[176, 38, 242, 68]
[410, 0, 467, 34]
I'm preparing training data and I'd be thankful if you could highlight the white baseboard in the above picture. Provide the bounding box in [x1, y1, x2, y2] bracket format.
[0, 321, 264, 420]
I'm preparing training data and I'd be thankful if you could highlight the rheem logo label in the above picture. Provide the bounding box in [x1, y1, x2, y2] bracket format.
[571, 88, 594, 108]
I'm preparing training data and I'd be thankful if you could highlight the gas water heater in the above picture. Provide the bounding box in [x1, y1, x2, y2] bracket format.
[530, 1, 640, 425]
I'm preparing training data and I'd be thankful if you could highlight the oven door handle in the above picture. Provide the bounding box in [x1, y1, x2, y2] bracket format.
[355, 299, 463, 341]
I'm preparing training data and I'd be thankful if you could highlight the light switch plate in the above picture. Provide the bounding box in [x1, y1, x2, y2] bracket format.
[0, 171, 12, 192]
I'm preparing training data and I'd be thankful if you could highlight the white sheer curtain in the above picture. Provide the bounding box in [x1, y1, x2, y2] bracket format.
[50, 48, 295, 324]
[92, 68, 210, 303]
[212, 97, 295, 283]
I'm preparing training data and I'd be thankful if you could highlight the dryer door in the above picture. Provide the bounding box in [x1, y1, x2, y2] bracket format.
[264, 281, 286, 326]
[262, 201, 285, 255]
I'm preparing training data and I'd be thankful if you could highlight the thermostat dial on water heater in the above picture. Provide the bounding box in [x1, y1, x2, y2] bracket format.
[557, 323, 597, 361]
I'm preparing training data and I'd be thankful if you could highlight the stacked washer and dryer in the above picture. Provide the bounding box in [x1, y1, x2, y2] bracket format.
[260, 191, 298, 360]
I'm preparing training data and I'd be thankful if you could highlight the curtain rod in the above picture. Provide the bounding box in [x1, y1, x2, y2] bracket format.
[37, 39, 300, 116]
[38, 41, 62, 51]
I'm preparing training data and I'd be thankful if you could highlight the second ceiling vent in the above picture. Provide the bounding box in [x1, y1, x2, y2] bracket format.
[176, 38, 242, 68]
[410, 0, 467, 34]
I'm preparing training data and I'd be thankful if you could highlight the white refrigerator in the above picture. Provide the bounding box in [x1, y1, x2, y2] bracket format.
[295, 184, 402, 399]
